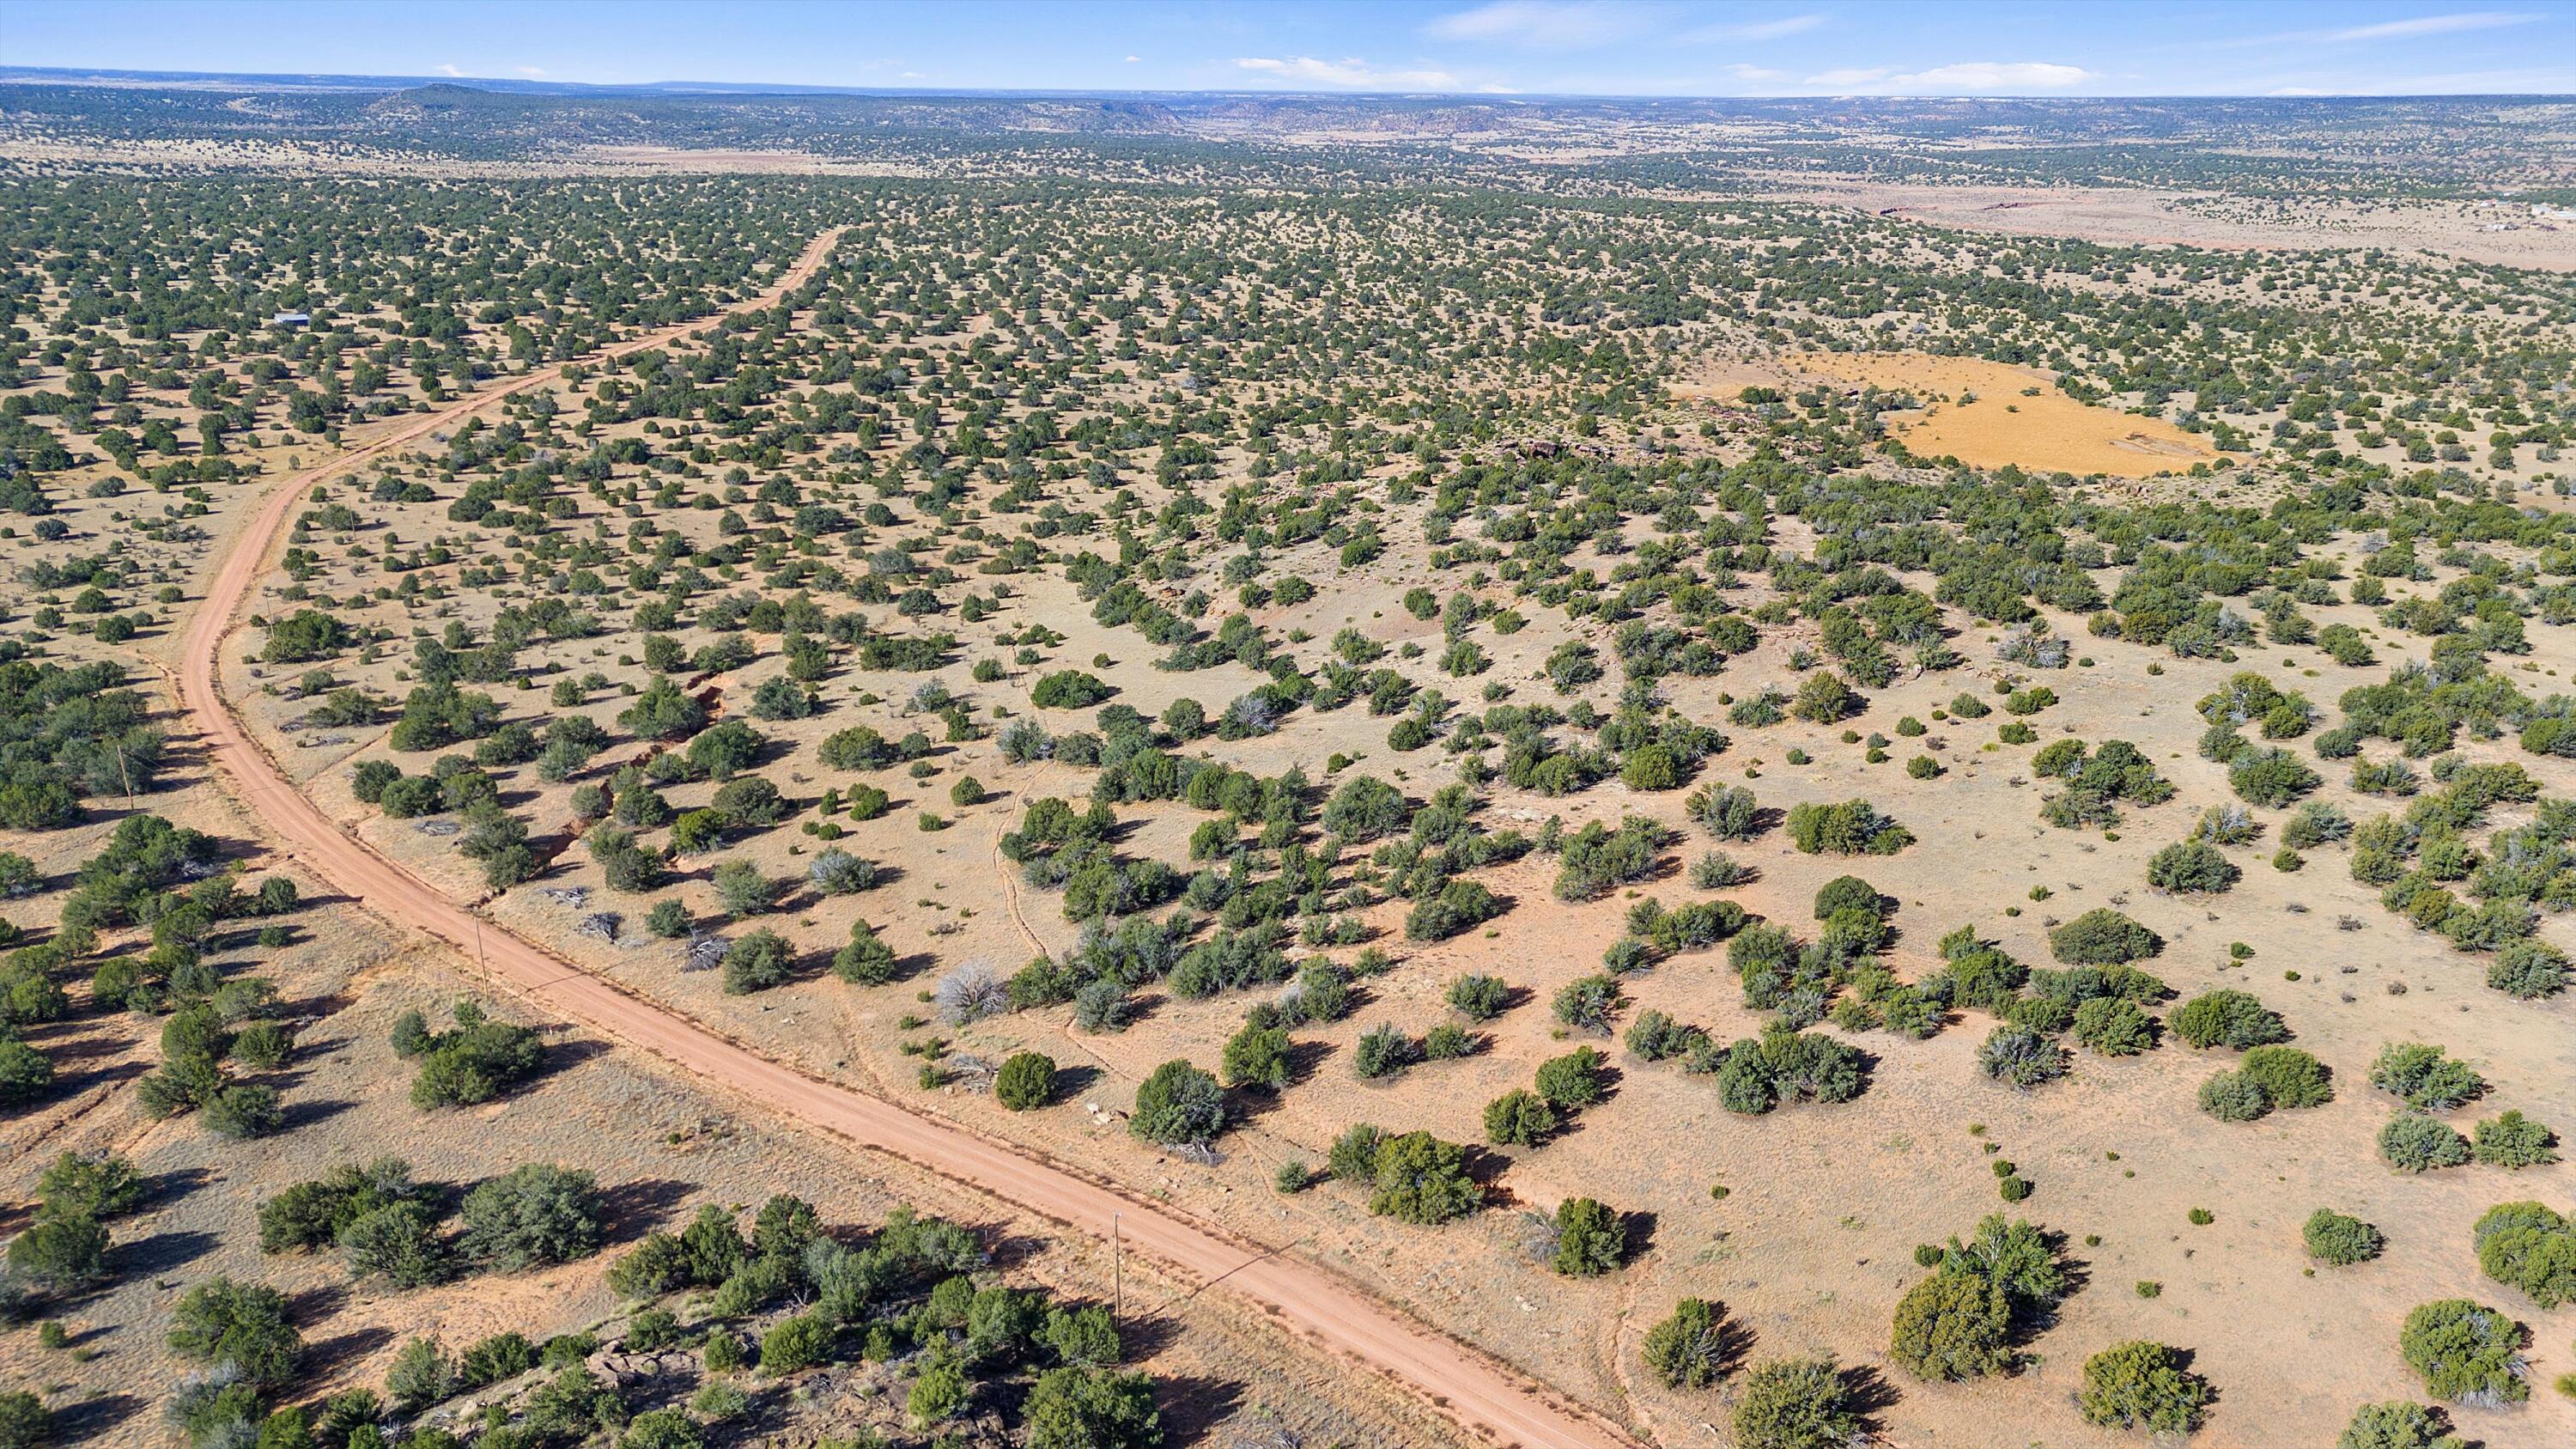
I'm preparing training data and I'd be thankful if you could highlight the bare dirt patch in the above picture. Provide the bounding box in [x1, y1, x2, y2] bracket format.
[1791, 180, 2576, 273]
[1790, 352, 2219, 479]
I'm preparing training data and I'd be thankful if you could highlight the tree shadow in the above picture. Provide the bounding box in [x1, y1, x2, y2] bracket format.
[1280, 1038, 1334, 1088]
[286, 1282, 350, 1325]
[47, 1060, 149, 1097]
[27, 1030, 137, 1066]
[598, 1177, 696, 1242]
[1051, 1063, 1103, 1100]
[530, 1036, 615, 1085]
[1459, 1144, 1518, 1193]
[304, 1324, 398, 1379]
[48, 1392, 143, 1446]
[975, 1228, 1048, 1274]
[142, 1160, 215, 1206]
[118, 1227, 222, 1277]
[1839, 1361, 1903, 1422]
[1619, 1209, 1660, 1263]
[276, 1096, 357, 1133]
[1115, 1310, 1184, 1362]
[1155, 1373, 1247, 1446]
[1226, 1084, 1295, 1126]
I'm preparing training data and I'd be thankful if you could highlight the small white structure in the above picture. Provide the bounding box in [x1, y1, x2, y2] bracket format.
[270, 311, 310, 329]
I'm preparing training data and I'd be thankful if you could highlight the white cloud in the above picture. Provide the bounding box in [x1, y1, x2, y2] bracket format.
[1124, 54, 1140, 63]
[1723, 63, 1790, 82]
[514, 65, 547, 78]
[1685, 13, 1829, 43]
[436, 63, 465, 77]
[2268, 85, 2332, 95]
[1806, 60, 2093, 91]
[1233, 56, 1464, 89]
[2204, 9, 2543, 51]
[1426, 2, 1649, 49]
[2324, 10, 2540, 41]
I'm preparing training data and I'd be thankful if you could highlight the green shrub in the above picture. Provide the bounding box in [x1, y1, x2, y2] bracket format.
[2470, 1202, 2576, 1308]
[2168, 989, 2287, 1050]
[1128, 1060, 1224, 1146]
[759, 1314, 834, 1377]
[1551, 974, 1624, 1034]
[1889, 1269, 2010, 1382]
[167, 1275, 302, 1387]
[1784, 799, 1911, 855]
[1976, 1027, 2063, 1088]
[1483, 1089, 1558, 1148]
[458, 1163, 605, 1270]
[1446, 973, 1510, 1020]
[2304, 1209, 2385, 1266]
[1640, 1297, 1728, 1389]
[2197, 1070, 2268, 1122]
[1030, 670, 1111, 709]
[2076, 1340, 2210, 1434]
[995, 1051, 1056, 1111]
[2381, 1114, 2472, 1173]
[1534, 1046, 1608, 1109]
[1352, 1023, 1417, 1079]
[2398, 1299, 2528, 1406]
[2487, 939, 2568, 999]
[1731, 1356, 1859, 1449]
[2230, 746, 2322, 807]
[0, 1391, 47, 1449]
[2047, 909, 2157, 965]
[2369, 1043, 2485, 1111]
[1022, 1366, 1161, 1449]
[2471, 1111, 2558, 1169]
[2239, 1045, 2331, 1108]
[2147, 839, 2239, 894]
[385, 1336, 457, 1414]
[718, 929, 795, 994]
[4, 1211, 106, 1291]
[1551, 1197, 1625, 1276]
[1365, 1130, 1481, 1225]
[2335, 1401, 2461, 1449]
[621, 1408, 703, 1449]
[2071, 997, 2154, 1056]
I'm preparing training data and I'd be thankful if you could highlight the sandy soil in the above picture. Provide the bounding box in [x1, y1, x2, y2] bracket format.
[170, 240, 1634, 1448]
[129, 203, 2576, 1448]
[1798, 353, 2216, 479]
[1674, 352, 2220, 480]
[0, 869, 1466, 1449]
[1790, 180, 2576, 273]
[0, 220, 1485, 1449]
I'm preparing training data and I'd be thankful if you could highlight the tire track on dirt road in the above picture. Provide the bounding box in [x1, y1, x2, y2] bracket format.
[177, 231, 1642, 1449]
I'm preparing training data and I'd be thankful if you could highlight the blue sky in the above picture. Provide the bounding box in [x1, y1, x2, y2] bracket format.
[8, 2, 2573, 96]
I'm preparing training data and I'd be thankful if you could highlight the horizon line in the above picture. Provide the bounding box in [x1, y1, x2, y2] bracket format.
[5, 62, 2571, 104]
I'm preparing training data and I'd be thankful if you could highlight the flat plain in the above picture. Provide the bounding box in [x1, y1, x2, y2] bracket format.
[0, 80, 2572, 1449]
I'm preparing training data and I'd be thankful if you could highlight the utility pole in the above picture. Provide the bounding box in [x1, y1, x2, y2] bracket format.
[1112, 1211, 1122, 1314]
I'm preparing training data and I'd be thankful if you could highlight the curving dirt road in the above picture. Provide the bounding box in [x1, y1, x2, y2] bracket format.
[177, 233, 1639, 1449]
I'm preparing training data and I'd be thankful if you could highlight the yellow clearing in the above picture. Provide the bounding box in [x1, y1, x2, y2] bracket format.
[1794, 352, 2215, 478]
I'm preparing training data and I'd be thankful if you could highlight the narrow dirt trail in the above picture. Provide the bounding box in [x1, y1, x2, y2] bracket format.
[176, 232, 1640, 1449]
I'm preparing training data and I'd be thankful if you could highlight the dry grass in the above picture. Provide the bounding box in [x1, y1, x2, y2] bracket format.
[1796, 352, 2218, 478]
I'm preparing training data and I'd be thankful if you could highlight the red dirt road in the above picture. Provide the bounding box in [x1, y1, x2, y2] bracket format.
[176, 234, 1639, 1449]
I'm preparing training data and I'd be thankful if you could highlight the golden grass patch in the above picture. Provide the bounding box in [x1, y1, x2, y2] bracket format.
[1795, 352, 2215, 478]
